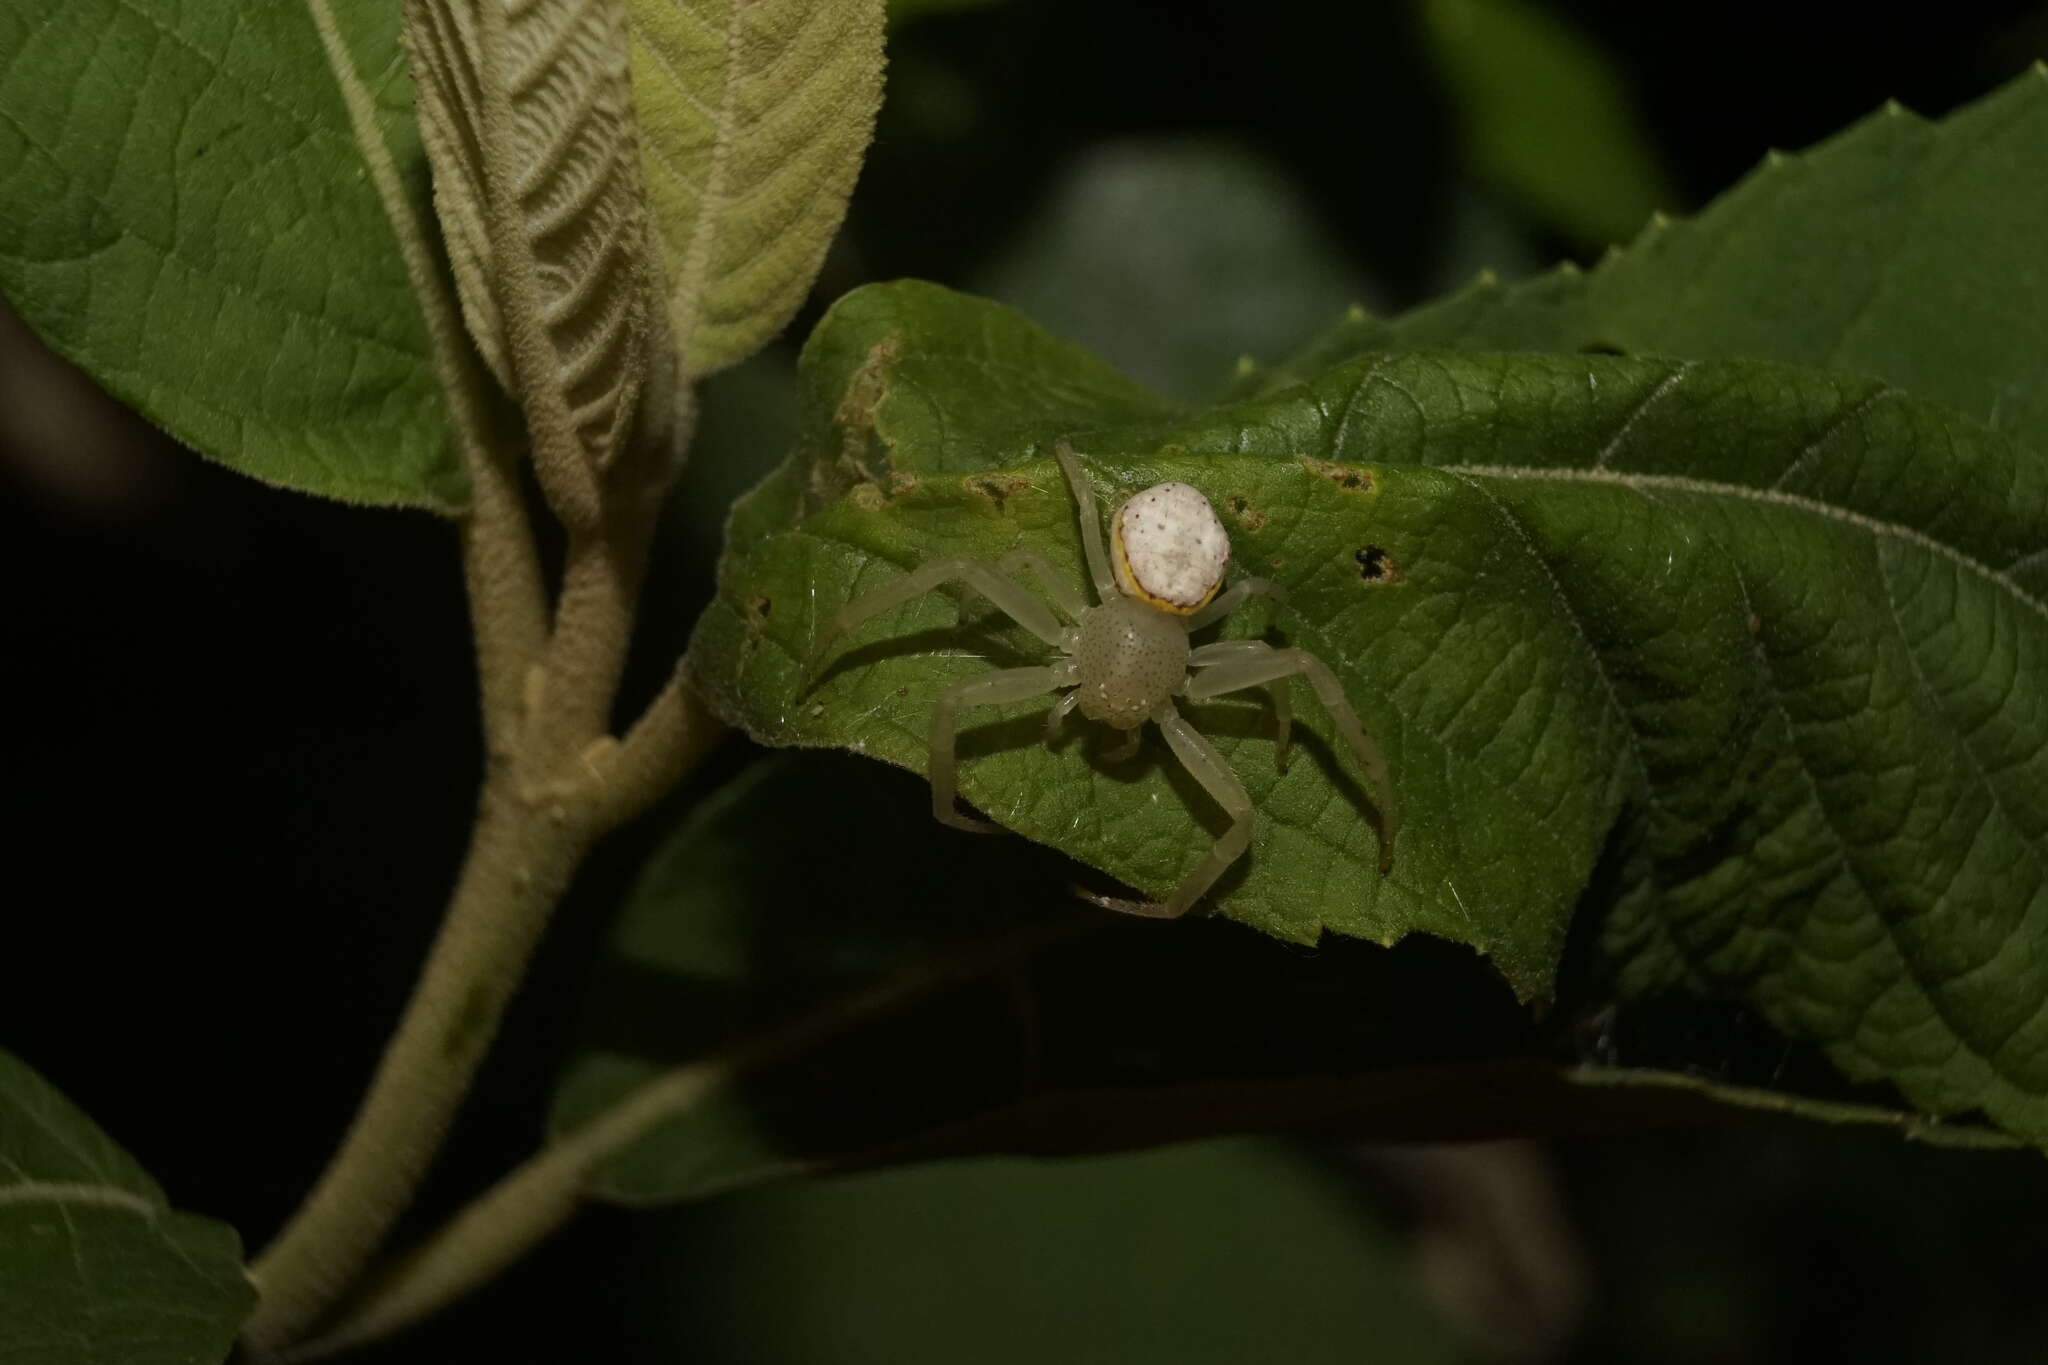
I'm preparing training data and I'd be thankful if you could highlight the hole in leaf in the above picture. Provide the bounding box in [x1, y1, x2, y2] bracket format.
[1355, 546, 1398, 583]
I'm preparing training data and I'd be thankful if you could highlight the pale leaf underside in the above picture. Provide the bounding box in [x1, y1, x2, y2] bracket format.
[406, 0, 654, 473]
[630, 0, 884, 379]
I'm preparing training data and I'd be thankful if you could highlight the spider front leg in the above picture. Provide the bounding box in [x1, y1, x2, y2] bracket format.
[931, 660, 1079, 832]
[1051, 440, 1119, 602]
[808, 556, 1070, 688]
[1084, 701, 1254, 918]
[1184, 643, 1399, 873]
[997, 548, 1091, 620]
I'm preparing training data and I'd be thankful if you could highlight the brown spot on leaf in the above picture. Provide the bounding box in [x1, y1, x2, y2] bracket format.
[814, 335, 906, 508]
[833, 334, 903, 432]
[1298, 456, 1374, 492]
[968, 472, 1031, 512]
[1225, 495, 1269, 532]
[747, 594, 773, 618]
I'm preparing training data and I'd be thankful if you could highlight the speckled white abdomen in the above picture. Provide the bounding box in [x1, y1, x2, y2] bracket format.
[1112, 482, 1230, 614]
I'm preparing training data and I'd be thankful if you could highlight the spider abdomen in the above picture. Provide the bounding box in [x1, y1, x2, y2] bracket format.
[1072, 596, 1188, 730]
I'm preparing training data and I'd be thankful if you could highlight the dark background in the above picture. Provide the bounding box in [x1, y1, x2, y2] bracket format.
[6, 2, 2048, 1361]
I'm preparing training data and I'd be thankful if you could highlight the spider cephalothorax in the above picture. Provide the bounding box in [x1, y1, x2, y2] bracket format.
[810, 441, 1398, 917]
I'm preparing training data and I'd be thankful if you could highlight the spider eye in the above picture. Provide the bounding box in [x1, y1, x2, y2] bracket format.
[1111, 482, 1230, 614]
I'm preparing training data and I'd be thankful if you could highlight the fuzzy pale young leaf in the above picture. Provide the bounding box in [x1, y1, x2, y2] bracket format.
[629, 0, 885, 379]
[405, 0, 663, 519]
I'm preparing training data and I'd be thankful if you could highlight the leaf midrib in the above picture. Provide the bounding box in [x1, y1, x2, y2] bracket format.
[1451, 463, 2048, 623]
[666, 0, 745, 374]
[0, 1180, 156, 1216]
[1456, 461, 2048, 1109]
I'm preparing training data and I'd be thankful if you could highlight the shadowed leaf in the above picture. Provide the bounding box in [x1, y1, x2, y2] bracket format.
[1420, 0, 1677, 249]
[660, 1141, 1462, 1365]
[1273, 69, 2048, 460]
[551, 754, 2009, 1206]
[0, 1050, 252, 1364]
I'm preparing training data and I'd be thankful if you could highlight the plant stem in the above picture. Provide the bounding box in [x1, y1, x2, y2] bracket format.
[282, 917, 1097, 1359]
[260, 10, 708, 1354]
[301, 0, 548, 758]
[596, 666, 725, 826]
[241, 778, 597, 1355]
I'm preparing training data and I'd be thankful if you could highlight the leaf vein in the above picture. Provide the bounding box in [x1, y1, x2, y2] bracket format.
[1453, 464, 2048, 628]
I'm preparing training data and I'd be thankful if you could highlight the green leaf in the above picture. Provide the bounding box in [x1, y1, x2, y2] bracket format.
[1420, 0, 1677, 249]
[660, 1141, 1460, 1365]
[554, 753, 2002, 1203]
[722, 279, 1181, 553]
[1275, 68, 2048, 458]
[0, 1049, 253, 1364]
[0, 1, 466, 510]
[685, 280, 2048, 1147]
[795, 278, 1185, 461]
[629, 0, 886, 380]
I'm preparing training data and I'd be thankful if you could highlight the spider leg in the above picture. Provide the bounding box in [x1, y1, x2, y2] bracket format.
[1186, 576, 1285, 631]
[809, 556, 1068, 687]
[1052, 440, 1119, 602]
[1081, 701, 1254, 919]
[931, 663, 1072, 833]
[1044, 689, 1081, 743]
[997, 549, 1090, 621]
[1184, 644, 1397, 873]
[1187, 639, 1293, 772]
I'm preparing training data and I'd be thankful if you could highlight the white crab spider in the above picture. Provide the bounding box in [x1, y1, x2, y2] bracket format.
[810, 441, 1398, 917]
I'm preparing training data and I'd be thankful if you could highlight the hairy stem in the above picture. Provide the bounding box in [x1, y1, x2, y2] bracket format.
[241, 780, 597, 1354]
[301, 0, 547, 756]
[460, 437, 551, 763]
[255, 3, 717, 1356]
[284, 917, 1097, 1359]
[593, 665, 726, 826]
